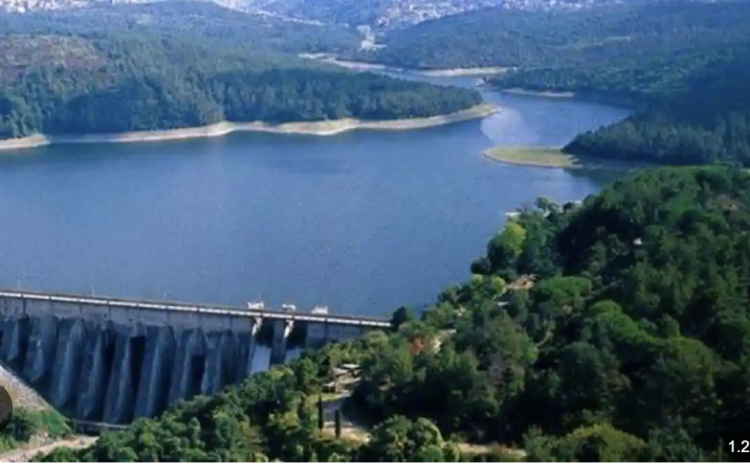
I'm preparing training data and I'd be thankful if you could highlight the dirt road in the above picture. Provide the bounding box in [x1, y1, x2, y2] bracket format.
[0, 436, 97, 462]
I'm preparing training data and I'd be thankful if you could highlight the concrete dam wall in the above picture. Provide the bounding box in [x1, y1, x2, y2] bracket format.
[0, 290, 389, 424]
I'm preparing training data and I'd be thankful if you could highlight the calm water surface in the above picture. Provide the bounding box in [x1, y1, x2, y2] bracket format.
[0, 78, 628, 316]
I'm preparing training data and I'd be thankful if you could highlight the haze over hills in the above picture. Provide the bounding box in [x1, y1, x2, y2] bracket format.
[245, 0, 513, 29]
[350, 0, 750, 68]
[246, 0, 721, 29]
[0, 1, 362, 55]
[0, 0, 710, 28]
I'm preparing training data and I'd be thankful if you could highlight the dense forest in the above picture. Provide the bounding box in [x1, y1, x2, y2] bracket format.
[491, 38, 750, 166]
[0, 3, 482, 140]
[0, 26, 481, 139]
[40, 166, 750, 461]
[352, 1, 750, 69]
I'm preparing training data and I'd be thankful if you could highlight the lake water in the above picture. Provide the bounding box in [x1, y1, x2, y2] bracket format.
[0, 77, 629, 317]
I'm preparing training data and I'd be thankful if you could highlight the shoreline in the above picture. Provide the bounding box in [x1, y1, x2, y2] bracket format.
[0, 104, 498, 152]
[298, 54, 508, 77]
[501, 88, 576, 99]
[500, 88, 642, 110]
[482, 146, 655, 171]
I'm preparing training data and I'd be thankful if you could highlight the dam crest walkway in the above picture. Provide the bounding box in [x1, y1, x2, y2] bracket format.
[0, 288, 391, 328]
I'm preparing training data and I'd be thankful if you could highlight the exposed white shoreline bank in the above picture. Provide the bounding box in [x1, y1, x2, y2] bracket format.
[298, 54, 508, 77]
[0, 104, 498, 152]
[418, 67, 508, 77]
[502, 88, 576, 98]
[501, 88, 641, 109]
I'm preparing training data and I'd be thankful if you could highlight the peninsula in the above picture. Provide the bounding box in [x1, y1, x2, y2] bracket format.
[342, 0, 750, 168]
[0, 104, 497, 151]
[0, 33, 485, 147]
[482, 146, 652, 170]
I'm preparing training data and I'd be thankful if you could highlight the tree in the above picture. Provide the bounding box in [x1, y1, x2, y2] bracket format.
[540, 423, 647, 462]
[641, 426, 707, 462]
[317, 396, 324, 431]
[391, 306, 415, 329]
[334, 409, 342, 439]
[631, 337, 719, 440]
[6, 409, 36, 444]
[357, 416, 459, 462]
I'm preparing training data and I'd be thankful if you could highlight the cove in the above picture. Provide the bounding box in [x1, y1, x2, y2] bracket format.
[0, 76, 629, 316]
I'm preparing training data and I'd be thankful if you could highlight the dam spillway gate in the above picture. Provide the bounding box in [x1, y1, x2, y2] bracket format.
[0, 289, 390, 424]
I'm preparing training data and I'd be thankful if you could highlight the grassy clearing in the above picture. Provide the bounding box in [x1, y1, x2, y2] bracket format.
[458, 443, 527, 461]
[28, 410, 71, 439]
[483, 146, 655, 171]
[457, 442, 493, 455]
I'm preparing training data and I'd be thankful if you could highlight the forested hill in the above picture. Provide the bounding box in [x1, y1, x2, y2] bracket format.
[351, 1, 750, 69]
[41, 166, 750, 462]
[0, 30, 481, 140]
[0, 2, 361, 56]
[491, 40, 750, 166]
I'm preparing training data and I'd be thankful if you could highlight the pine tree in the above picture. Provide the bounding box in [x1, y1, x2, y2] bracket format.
[334, 409, 342, 438]
[317, 395, 324, 430]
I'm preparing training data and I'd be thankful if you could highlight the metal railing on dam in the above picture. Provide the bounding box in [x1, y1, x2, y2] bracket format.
[0, 288, 391, 329]
[71, 419, 128, 434]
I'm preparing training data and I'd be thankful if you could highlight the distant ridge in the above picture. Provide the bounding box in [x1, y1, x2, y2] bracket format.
[0, 0, 708, 25]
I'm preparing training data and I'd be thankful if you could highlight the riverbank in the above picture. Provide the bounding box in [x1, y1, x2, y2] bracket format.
[500, 88, 642, 110]
[298, 54, 507, 77]
[501, 88, 575, 99]
[483, 147, 655, 170]
[419, 67, 507, 77]
[0, 104, 498, 152]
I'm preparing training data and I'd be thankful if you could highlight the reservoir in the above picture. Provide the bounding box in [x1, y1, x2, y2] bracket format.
[0, 77, 628, 317]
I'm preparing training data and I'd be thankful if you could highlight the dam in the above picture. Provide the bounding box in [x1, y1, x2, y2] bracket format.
[0, 289, 390, 424]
